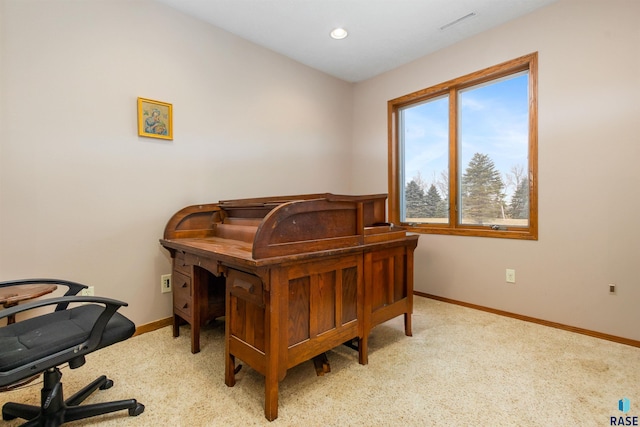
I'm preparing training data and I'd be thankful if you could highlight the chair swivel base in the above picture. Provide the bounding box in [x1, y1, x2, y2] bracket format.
[2, 367, 144, 426]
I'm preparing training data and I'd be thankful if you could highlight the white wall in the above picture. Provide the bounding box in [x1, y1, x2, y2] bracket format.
[0, 0, 353, 325]
[352, 0, 640, 340]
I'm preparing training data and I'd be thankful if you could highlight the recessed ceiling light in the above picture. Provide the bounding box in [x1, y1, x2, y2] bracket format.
[330, 28, 348, 40]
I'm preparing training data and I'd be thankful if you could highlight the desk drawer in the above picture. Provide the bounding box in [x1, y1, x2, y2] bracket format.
[174, 252, 190, 275]
[184, 252, 220, 275]
[227, 269, 264, 307]
[173, 271, 192, 317]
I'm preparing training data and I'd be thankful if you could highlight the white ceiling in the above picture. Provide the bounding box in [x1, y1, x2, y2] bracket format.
[156, 0, 557, 83]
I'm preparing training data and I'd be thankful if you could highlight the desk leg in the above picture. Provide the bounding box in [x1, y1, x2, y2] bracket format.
[263, 267, 284, 421]
[264, 371, 278, 421]
[359, 335, 368, 365]
[405, 247, 415, 338]
[404, 312, 413, 337]
[3, 303, 16, 324]
[190, 323, 200, 354]
[172, 314, 180, 338]
[191, 269, 202, 354]
[225, 353, 236, 387]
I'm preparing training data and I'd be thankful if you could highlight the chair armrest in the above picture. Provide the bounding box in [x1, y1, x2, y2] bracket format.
[0, 278, 88, 311]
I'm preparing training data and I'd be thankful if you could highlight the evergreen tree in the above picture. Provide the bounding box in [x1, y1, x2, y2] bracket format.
[435, 170, 449, 219]
[460, 153, 505, 223]
[436, 197, 449, 218]
[405, 180, 427, 218]
[508, 177, 529, 219]
[424, 184, 442, 217]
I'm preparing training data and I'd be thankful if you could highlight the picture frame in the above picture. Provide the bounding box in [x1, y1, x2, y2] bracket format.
[137, 97, 173, 140]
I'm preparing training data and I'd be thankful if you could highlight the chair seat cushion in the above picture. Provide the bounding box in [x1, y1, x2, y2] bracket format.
[0, 304, 135, 372]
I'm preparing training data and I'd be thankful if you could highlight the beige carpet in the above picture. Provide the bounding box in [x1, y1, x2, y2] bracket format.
[2, 297, 639, 426]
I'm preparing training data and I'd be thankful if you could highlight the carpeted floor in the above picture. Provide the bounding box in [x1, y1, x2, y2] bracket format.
[2, 297, 639, 426]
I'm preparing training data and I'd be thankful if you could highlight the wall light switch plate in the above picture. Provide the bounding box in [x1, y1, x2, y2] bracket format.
[161, 274, 172, 293]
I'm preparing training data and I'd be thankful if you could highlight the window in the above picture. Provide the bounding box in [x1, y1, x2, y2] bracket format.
[388, 53, 538, 240]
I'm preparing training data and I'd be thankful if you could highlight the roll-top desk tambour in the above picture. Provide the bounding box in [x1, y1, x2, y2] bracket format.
[159, 193, 418, 421]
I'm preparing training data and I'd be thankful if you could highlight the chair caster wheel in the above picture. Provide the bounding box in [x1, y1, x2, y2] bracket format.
[129, 402, 145, 416]
[100, 378, 114, 390]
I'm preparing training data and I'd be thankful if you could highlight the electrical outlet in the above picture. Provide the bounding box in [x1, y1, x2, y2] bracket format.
[505, 269, 516, 283]
[161, 274, 172, 293]
[80, 286, 94, 296]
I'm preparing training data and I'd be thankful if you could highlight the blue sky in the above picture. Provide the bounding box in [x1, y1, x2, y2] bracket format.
[402, 72, 529, 198]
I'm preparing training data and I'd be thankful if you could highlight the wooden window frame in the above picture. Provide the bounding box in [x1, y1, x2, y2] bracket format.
[388, 52, 538, 240]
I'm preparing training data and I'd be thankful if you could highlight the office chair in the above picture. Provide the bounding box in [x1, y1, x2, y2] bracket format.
[0, 279, 144, 426]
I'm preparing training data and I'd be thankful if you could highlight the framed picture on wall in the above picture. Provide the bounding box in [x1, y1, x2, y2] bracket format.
[137, 97, 173, 140]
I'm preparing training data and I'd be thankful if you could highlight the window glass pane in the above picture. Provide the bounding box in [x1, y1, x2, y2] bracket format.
[400, 95, 449, 224]
[458, 72, 529, 227]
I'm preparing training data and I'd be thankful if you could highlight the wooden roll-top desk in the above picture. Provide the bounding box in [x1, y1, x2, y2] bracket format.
[160, 193, 418, 421]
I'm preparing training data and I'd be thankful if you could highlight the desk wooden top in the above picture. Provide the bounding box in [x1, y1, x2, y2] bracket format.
[0, 284, 57, 306]
[162, 237, 254, 261]
[160, 233, 418, 270]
